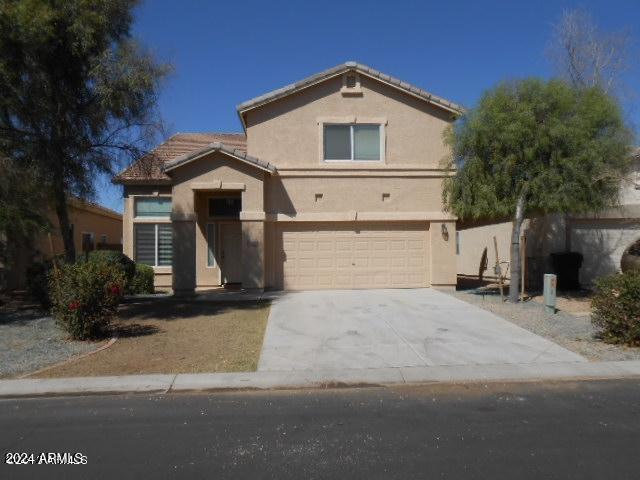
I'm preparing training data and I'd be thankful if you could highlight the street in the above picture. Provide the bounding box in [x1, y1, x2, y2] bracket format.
[1, 379, 640, 479]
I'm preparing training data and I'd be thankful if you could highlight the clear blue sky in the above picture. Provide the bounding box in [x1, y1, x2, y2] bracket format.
[97, 0, 640, 212]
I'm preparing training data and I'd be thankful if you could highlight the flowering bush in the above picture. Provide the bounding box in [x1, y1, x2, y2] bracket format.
[591, 271, 640, 346]
[49, 260, 125, 340]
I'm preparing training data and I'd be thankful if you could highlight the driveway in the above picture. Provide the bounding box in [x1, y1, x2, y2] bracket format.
[258, 289, 586, 371]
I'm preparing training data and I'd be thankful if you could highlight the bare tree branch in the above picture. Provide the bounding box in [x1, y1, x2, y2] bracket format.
[548, 8, 632, 97]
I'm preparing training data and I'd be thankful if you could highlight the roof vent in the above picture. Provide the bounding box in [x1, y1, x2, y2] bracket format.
[341, 72, 362, 96]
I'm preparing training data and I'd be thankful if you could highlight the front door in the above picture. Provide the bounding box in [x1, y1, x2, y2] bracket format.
[220, 223, 242, 284]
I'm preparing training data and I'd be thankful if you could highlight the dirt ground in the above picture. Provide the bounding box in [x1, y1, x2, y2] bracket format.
[530, 290, 594, 316]
[32, 298, 270, 378]
[457, 276, 594, 315]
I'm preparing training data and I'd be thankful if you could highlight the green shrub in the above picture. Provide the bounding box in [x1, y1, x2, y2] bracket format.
[591, 271, 640, 346]
[81, 250, 136, 292]
[49, 260, 125, 340]
[129, 264, 154, 294]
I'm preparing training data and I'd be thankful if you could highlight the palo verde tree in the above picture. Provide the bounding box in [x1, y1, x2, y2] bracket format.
[0, 0, 169, 262]
[443, 78, 633, 302]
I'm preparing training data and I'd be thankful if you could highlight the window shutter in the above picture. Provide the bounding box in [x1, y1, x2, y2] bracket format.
[157, 224, 173, 266]
[135, 224, 156, 265]
[353, 125, 380, 160]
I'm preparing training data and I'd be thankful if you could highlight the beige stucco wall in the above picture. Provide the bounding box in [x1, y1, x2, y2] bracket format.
[170, 153, 265, 214]
[429, 221, 457, 287]
[457, 221, 515, 281]
[245, 74, 454, 168]
[6, 201, 122, 290]
[265, 176, 448, 215]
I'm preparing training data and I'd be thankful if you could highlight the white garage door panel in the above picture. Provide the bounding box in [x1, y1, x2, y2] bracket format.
[278, 223, 429, 289]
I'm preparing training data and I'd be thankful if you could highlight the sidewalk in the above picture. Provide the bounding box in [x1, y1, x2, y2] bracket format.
[2, 360, 640, 398]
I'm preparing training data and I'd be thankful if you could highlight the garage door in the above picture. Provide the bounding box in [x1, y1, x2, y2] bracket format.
[276, 223, 430, 290]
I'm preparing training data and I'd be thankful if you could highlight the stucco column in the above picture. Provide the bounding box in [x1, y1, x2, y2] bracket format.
[430, 220, 457, 290]
[241, 219, 265, 290]
[171, 213, 197, 296]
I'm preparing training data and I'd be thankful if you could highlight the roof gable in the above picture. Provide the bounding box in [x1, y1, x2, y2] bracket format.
[113, 133, 247, 184]
[163, 142, 276, 174]
[237, 61, 464, 128]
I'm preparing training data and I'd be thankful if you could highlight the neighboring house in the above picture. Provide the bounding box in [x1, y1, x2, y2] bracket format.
[1, 198, 123, 290]
[457, 148, 640, 288]
[113, 62, 463, 293]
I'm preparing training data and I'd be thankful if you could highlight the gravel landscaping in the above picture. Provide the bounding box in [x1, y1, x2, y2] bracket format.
[449, 288, 640, 362]
[0, 308, 105, 378]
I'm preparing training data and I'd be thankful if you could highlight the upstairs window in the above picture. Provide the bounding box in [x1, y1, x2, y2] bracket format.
[324, 124, 382, 161]
[135, 197, 171, 218]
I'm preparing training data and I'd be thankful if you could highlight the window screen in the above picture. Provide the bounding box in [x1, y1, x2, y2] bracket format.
[353, 125, 380, 160]
[324, 125, 351, 160]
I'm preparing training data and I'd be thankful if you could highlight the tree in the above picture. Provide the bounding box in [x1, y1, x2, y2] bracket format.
[0, 157, 49, 267]
[548, 8, 635, 252]
[0, 0, 169, 262]
[443, 79, 633, 302]
[549, 8, 632, 96]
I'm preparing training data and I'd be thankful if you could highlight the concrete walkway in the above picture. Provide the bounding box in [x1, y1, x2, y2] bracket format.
[258, 289, 585, 371]
[2, 361, 640, 398]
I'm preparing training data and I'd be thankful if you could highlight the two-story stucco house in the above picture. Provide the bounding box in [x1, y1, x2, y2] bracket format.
[113, 62, 463, 294]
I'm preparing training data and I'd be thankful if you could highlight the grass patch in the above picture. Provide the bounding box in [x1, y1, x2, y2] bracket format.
[33, 299, 270, 377]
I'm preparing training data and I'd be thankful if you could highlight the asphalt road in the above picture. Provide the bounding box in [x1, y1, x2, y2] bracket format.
[1, 379, 640, 479]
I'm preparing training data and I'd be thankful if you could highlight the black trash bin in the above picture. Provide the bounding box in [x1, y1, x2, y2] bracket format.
[550, 252, 583, 291]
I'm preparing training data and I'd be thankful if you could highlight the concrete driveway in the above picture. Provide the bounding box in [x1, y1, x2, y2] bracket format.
[258, 289, 586, 371]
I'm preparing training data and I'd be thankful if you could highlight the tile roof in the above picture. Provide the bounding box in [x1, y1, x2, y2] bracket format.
[113, 132, 246, 183]
[236, 61, 465, 128]
[164, 142, 276, 173]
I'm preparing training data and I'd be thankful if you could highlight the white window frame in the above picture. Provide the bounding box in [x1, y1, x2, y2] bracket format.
[322, 123, 385, 163]
[206, 223, 216, 268]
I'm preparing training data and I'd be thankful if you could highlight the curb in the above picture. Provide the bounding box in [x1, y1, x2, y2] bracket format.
[18, 336, 118, 379]
[1, 360, 640, 399]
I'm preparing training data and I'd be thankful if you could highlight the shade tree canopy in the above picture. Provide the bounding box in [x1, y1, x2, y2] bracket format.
[443, 78, 633, 302]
